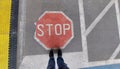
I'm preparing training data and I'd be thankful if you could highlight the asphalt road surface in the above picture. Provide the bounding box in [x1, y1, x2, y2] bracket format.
[18, 0, 120, 68]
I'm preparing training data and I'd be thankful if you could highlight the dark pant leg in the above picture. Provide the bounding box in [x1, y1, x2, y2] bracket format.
[57, 57, 69, 69]
[47, 57, 55, 69]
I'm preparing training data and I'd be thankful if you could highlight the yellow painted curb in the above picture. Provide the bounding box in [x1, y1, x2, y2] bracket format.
[0, 0, 11, 69]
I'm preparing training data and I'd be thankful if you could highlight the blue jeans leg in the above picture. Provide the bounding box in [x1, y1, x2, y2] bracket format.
[57, 57, 69, 69]
[47, 57, 55, 69]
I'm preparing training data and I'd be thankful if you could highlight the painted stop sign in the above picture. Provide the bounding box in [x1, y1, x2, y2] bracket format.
[34, 11, 74, 50]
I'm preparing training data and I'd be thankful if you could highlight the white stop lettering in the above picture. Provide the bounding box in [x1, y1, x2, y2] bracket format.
[37, 24, 70, 36]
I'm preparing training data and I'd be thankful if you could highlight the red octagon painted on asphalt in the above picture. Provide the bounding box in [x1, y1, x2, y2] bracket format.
[34, 11, 74, 50]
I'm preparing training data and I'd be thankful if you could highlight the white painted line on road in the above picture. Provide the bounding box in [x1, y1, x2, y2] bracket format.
[115, 0, 120, 40]
[110, 43, 120, 59]
[19, 52, 120, 69]
[86, 59, 120, 68]
[109, 0, 120, 60]
[85, 0, 116, 36]
[18, 0, 27, 65]
[78, 0, 89, 65]
[19, 52, 85, 69]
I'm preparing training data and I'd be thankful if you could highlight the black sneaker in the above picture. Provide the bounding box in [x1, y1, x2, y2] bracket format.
[49, 49, 54, 57]
[58, 49, 62, 57]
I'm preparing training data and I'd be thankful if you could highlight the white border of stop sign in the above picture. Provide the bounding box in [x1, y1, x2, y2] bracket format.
[34, 11, 74, 50]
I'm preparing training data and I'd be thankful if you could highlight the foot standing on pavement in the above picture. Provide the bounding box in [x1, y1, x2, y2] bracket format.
[47, 49, 69, 69]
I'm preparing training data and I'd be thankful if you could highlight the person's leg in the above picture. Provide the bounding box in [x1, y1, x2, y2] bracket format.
[57, 49, 69, 69]
[47, 49, 55, 69]
[47, 57, 55, 69]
